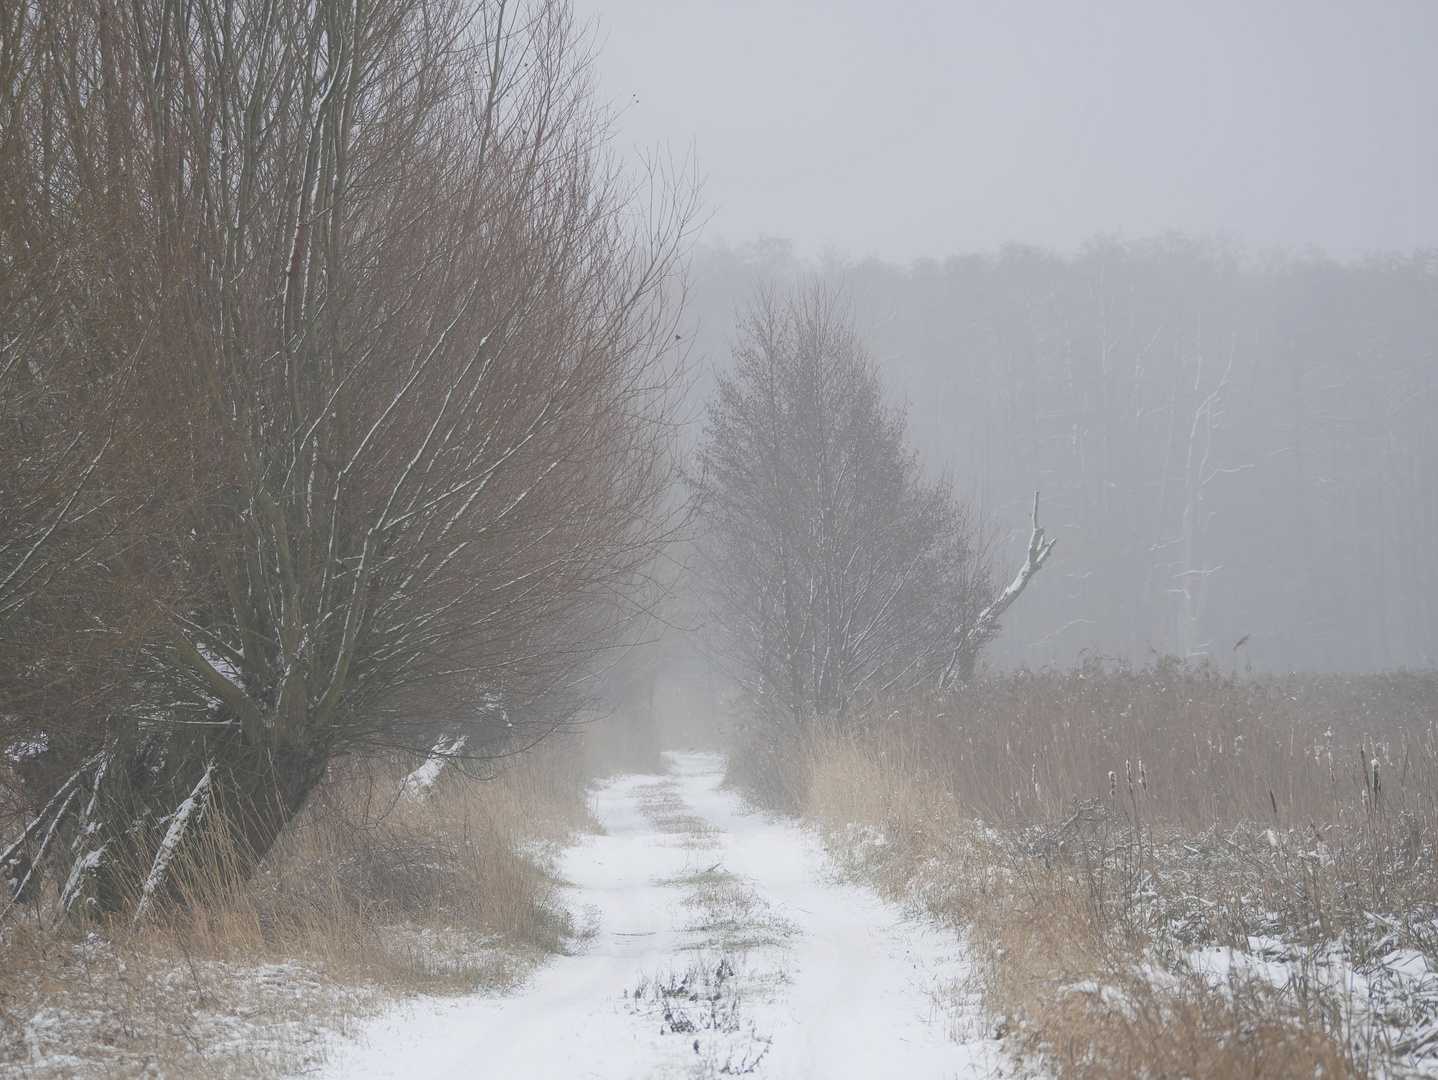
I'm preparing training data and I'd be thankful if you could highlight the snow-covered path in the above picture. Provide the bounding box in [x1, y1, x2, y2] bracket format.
[319, 752, 997, 1080]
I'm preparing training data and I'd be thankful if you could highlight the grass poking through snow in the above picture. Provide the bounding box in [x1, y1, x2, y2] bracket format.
[626, 767, 785, 1077]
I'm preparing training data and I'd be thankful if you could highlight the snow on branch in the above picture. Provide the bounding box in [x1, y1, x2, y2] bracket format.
[2, 787, 80, 913]
[133, 763, 214, 924]
[0, 753, 97, 878]
[403, 735, 468, 801]
[942, 492, 1056, 687]
[167, 623, 265, 742]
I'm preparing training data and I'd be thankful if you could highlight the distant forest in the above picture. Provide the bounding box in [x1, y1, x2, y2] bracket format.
[688, 238, 1438, 672]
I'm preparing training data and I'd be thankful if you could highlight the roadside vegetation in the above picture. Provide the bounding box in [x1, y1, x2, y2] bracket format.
[2, 738, 594, 1078]
[1, 0, 689, 1071]
[729, 661, 1438, 1079]
[2, 0, 689, 925]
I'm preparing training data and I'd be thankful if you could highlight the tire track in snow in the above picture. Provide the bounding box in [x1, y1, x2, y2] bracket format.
[318, 751, 1000, 1079]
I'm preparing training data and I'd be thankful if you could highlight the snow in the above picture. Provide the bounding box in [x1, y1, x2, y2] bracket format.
[403, 736, 468, 800]
[3, 733, 48, 762]
[12, 951, 361, 1078]
[57, 844, 107, 910]
[133, 763, 214, 921]
[1188, 935, 1438, 1073]
[319, 751, 1000, 1079]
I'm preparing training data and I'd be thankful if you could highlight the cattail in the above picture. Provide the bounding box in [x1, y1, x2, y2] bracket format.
[1109, 770, 1117, 802]
[1372, 758, 1381, 800]
[1137, 759, 1147, 790]
[1032, 763, 1039, 801]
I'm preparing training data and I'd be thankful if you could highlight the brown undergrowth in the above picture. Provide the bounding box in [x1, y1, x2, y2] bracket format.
[0, 739, 594, 1079]
[731, 660, 1438, 1079]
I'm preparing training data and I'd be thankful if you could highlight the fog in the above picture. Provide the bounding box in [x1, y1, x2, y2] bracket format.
[575, 0, 1438, 261]
[684, 239, 1438, 673]
[575, 1, 1438, 673]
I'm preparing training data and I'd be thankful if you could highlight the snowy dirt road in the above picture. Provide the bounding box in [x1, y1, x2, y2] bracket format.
[319, 752, 999, 1080]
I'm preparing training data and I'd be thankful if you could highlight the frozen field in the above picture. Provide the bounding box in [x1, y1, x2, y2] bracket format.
[319, 751, 999, 1080]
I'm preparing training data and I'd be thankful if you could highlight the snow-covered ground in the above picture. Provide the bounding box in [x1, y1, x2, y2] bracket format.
[318, 751, 1001, 1080]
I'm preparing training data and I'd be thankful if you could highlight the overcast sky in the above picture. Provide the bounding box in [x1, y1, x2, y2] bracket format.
[570, 0, 1438, 262]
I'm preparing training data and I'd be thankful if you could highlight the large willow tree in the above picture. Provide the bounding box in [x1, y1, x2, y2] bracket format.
[0, 0, 691, 917]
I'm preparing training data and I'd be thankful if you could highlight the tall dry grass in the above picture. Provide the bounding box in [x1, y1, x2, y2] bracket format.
[1, 740, 593, 1078]
[734, 659, 1438, 1079]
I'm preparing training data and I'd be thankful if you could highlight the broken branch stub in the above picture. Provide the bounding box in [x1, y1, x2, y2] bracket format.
[942, 492, 1056, 687]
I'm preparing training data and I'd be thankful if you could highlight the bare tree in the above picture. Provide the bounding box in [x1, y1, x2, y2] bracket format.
[2, 0, 694, 917]
[692, 284, 1025, 727]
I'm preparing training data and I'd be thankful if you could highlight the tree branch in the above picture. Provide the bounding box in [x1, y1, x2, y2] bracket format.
[942, 492, 1055, 687]
[168, 623, 266, 743]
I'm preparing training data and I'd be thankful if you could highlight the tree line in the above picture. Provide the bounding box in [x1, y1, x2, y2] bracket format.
[688, 237, 1438, 672]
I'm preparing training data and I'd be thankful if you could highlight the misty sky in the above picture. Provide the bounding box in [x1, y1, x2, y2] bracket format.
[571, 0, 1438, 261]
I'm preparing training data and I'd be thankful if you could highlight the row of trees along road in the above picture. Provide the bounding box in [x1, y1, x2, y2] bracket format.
[692, 285, 1053, 728]
[0, 0, 692, 918]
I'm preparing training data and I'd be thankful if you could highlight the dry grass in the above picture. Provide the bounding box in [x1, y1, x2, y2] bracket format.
[1, 739, 593, 1079]
[732, 660, 1438, 1079]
